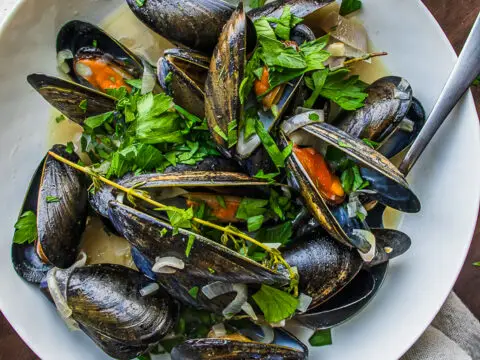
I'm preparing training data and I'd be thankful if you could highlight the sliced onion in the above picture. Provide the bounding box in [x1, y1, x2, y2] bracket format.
[241, 302, 258, 321]
[281, 110, 324, 135]
[259, 324, 275, 344]
[264, 243, 282, 250]
[211, 323, 227, 337]
[202, 282, 248, 319]
[326, 42, 345, 57]
[75, 62, 93, 78]
[353, 229, 376, 262]
[398, 118, 415, 132]
[57, 49, 74, 74]
[140, 282, 160, 297]
[116, 192, 125, 204]
[296, 293, 313, 313]
[152, 256, 185, 274]
[47, 268, 79, 330]
[325, 56, 346, 71]
[141, 59, 157, 95]
[270, 319, 286, 328]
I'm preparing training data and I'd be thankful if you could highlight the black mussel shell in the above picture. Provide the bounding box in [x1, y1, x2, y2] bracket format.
[12, 157, 52, 283]
[27, 74, 116, 124]
[158, 48, 210, 118]
[57, 20, 143, 90]
[163, 156, 243, 173]
[282, 232, 363, 309]
[59, 264, 176, 346]
[171, 338, 306, 360]
[36, 145, 88, 268]
[126, 0, 235, 53]
[296, 262, 388, 330]
[205, 3, 246, 157]
[334, 76, 413, 142]
[108, 201, 289, 312]
[377, 97, 426, 159]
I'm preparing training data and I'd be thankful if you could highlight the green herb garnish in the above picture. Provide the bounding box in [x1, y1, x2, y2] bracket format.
[65, 141, 74, 154]
[340, 0, 362, 16]
[473, 261, 480, 267]
[135, 0, 146, 7]
[252, 284, 299, 323]
[46, 196, 60, 203]
[92, 39, 98, 48]
[309, 329, 333, 347]
[55, 114, 65, 123]
[13, 211, 37, 245]
[79, 99, 88, 113]
[185, 234, 195, 257]
[247, 215, 265, 232]
[188, 286, 199, 299]
[249, 0, 266, 9]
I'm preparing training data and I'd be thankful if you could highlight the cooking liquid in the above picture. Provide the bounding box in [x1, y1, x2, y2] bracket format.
[48, 3, 403, 264]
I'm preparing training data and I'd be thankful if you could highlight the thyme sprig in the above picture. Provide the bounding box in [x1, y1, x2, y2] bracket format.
[48, 151, 298, 293]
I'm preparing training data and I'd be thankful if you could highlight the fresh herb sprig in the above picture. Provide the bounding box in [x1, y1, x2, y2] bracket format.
[46, 151, 299, 293]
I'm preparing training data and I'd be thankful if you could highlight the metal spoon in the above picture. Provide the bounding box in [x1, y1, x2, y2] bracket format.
[399, 12, 480, 175]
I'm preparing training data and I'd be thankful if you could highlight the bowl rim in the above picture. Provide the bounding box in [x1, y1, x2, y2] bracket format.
[0, 1, 478, 359]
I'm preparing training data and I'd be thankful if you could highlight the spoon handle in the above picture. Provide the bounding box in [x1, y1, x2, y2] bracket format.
[399, 13, 480, 175]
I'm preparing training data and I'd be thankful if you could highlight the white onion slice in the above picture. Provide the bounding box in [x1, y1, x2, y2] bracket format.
[152, 256, 185, 274]
[353, 229, 376, 262]
[270, 320, 286, 328]
[259, 324, 275, 344]
[140, 282, 160, 297]
[241, 302, 258, 321]
[398, 118, 415, 132]
[47, 268, 79, 330]
[141, 59, 157, 95]
[75, 62, 93, 78]
[296, 293, 313, 313]
[202, 282, 248, 319]
[326, 42, 345, 57]
[57, 49, 74, 74]
[325, 56, 346, 71]
[280, 110, 324, 135]
[211, 323, 227, 337]
[264, 243, 282, 250]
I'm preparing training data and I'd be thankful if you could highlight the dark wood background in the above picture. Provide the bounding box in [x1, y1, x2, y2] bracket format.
[1, 1, 479, 359]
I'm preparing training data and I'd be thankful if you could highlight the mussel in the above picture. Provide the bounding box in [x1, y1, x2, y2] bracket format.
[47, 263, 176, 359]
[56, 20, 144, 93]
[171, 337, 306, 360]
[126, 0, 332, 53]
[158, 48, 210, 118]
[27, 74, 116, 124]
[280, 111, 420, 253]
[12, 145, 88, 277]
[205, 3, 314, 159]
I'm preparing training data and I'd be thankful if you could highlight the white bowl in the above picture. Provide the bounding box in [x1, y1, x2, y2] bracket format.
[0, 0, 478, 359]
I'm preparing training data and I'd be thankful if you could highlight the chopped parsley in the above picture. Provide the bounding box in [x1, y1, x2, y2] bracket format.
[79, 99, 88, 113]
[92, 39, 98, 48]
[65, 141, 74, 154]
[135, 0, 146, 7]
[340, 0, 362, 16]
[249, 0, 266, 9]
[309, 329, 333, 347]
[473, 261, 480, 267]
[252, 284, 299, 323]
[188, 286, 199, 299]
[304, 68, 368, 110]
[185, 234, 195, 257]
[13, 211, 37, 245]
[46, 196, 60, 203]
[55, 114, 65, 123]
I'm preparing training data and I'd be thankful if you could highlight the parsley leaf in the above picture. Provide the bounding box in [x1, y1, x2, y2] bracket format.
[252, 284, 299, 323]
[135, 0, 146, 7]
[188, 286, 199, 299]
[473, 261, 480, 267]
[255, 120, 287, 169]
[265, 6, 303, 40]
[84, 111, 115, 130]
[247, 215, 265, 232]
[309, 329, 333, 347]
[13, 211, 37, 245]
[305, 69, 368, 110]
[254, 170, 280, 183]
[55, 114, 65, 123]
[249, 0, 266, 9]
[259, 36, 307, 69]
[79, 99, 88, 113]
[185, 234, 195, 257]
[254, 18, 276, 40]
[236, 198, 269, 219]
[46, 196, 60, 203]
[256, 222, 292, 245]
[340, 0, 362, 16]
[65, 141, 74, 154]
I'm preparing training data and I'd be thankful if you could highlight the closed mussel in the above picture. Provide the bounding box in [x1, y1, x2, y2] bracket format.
[57, 20, 143, 93]
[47, 264, 176, 360]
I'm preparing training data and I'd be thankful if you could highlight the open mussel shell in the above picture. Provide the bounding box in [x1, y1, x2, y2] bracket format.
[171, 338, 306, 360]
[89, 169, 268, 219]
[11, 157, 52, 284]
[126, 0, 235, 53]
[36, 145, 89, 268]
[334, 76, 413, 142]
[377, 97, 426, 159]
[158, 48, 210, 118]
[205, 3, 246, 157]
[296, 262, 388, 330]
[52, 264, 176, 359]
[282, 232, 363, 309]
[108, 201, 289, 312]
[27, 74, 116, 124]
[56, 20, 143, 91]
[236, 25, 314, 160]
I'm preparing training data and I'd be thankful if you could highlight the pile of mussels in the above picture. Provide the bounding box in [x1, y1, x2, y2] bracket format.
[12, 0, 426, 359]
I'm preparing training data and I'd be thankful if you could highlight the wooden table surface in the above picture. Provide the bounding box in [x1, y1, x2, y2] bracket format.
[1, 1, 479, 359]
